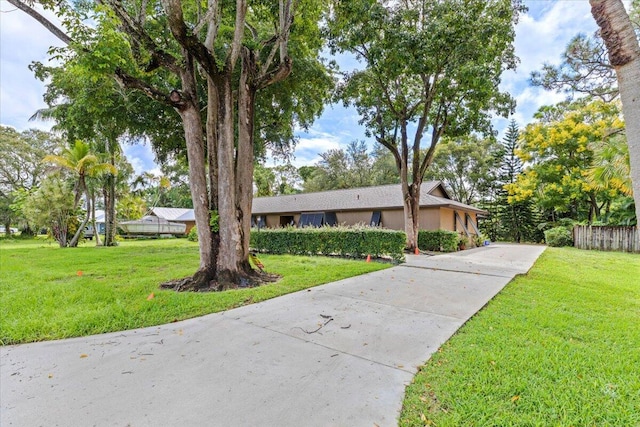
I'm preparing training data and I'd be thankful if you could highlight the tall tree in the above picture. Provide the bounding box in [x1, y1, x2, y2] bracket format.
[508, 100, 626, 223]
[303, 141, 375, 192]
[530, 33, 618, 102]
[590, 0, 640, 227]
[328, 0, 523, 250]
[44, 140, 116, 247]
[495, 120, 539, 242]
[0, 127, 62, 234]
[22, 172, 76, 247]
[424, 135, 502, 205]
[14, 0, 331, 290]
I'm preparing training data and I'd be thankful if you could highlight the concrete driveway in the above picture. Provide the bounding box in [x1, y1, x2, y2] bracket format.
[1, 243, 546, 427]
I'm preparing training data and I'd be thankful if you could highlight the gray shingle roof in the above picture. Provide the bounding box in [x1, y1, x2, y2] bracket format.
[252, 182, 487, 215]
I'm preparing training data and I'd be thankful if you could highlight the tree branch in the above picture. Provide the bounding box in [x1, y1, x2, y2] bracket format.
[228, 0, 248, 71]
[255, 58, 292, 90]
[113, 69, 179, 108]
[7, 0, 72, 45]
[160, 0, 220, 76]
[100, 0, 181, 75]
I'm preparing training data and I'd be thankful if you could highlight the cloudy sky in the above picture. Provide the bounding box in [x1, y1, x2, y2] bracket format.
[0, 1, 602, 174]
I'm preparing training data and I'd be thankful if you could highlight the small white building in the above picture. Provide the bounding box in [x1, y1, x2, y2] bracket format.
[84, 210, 106, 238]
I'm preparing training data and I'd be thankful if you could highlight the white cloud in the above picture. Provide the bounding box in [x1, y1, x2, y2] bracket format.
[122, 142, 159, 176]
[517, 2, 595, 74]
[265, 129, 343, 168]
[498, 1, 598, 129]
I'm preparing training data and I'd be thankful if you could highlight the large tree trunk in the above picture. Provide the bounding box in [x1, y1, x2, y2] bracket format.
[401, 180, 421, 251]
[181, 104, 214, 270]
[166, 57, 216, 290]
[216, 73, 245, 289]
[237, 48, 257, 267]
[591, 0, 640, 226]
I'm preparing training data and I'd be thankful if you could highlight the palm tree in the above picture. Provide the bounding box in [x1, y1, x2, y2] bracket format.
[589, 134, 633, 196]
[44, 140, 116, 247]
[591, 0, 640, 226]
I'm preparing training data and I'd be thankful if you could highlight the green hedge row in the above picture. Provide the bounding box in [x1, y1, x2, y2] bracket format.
[417, 229, 459, 252]
[250, 226, 406, 262]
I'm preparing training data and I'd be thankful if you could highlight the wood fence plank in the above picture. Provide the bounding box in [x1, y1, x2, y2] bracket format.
[573, 226, 639, 253]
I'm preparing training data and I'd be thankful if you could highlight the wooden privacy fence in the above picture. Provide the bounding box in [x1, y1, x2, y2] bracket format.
[573, 226, 640, 253]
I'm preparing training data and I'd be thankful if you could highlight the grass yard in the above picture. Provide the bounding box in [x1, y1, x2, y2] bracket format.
[0, 238, 390, 345]
[400, 247, 640, 426]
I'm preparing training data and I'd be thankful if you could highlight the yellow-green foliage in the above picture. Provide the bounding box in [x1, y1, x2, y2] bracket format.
[508, 100, 626, 220]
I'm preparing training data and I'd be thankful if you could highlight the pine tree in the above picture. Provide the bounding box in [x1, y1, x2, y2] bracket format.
[496, 120, 541, 242]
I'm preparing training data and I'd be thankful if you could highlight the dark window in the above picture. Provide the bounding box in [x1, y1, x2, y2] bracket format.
[311, 213, 324, 227]
[279, 216, 294, 227]
[299, 212, 335, 228]
[324, 212, 338, 226]
[299, 213, 317, 227]
[370, 211, 381, 226]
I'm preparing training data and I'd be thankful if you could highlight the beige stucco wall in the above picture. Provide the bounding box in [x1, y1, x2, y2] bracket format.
[435, 208, 481, 234]
[377, 210, 403, 230]
[255, 207, 479, 234]
[439, 208, 455, 231]
[418, 208, 441, 230]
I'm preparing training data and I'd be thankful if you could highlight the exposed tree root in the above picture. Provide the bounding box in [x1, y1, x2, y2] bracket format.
[160, 267, 280, 292]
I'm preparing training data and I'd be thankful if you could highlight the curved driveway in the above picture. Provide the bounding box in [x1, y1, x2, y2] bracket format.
[1, 243, 545, 427]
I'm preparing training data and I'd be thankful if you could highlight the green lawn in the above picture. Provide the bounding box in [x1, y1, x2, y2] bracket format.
[0, 238, 390, 345]
[400, 247, 640, 426]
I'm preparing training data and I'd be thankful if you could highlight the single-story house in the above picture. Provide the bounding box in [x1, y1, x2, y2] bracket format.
[251, 181, 486, 238]
[149, 207, 196, 234]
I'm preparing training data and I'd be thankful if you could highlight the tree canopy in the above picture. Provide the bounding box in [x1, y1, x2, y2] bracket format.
[327, 0, 524, 249]
[508, 99, 628, 223]
[0, 126, 62, 234]
[424, 135, 502, 205]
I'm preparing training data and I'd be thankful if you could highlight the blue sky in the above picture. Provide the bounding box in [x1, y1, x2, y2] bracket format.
[0, 1, 604, 174]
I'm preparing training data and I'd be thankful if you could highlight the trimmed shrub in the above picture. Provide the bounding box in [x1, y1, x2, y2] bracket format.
[418, 229, 459, 252]
[250, 226, 406, 262]
[544, 226, 573, 247]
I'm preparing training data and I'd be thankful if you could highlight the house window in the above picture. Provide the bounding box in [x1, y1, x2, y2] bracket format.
[299, 212, 337, 227]
[370, 211, 382, 227]
[252, 215, 267, 229]
[324, 212, 338, 226]
[299, 212, 324, 227]
[279, 216, 294, 227]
